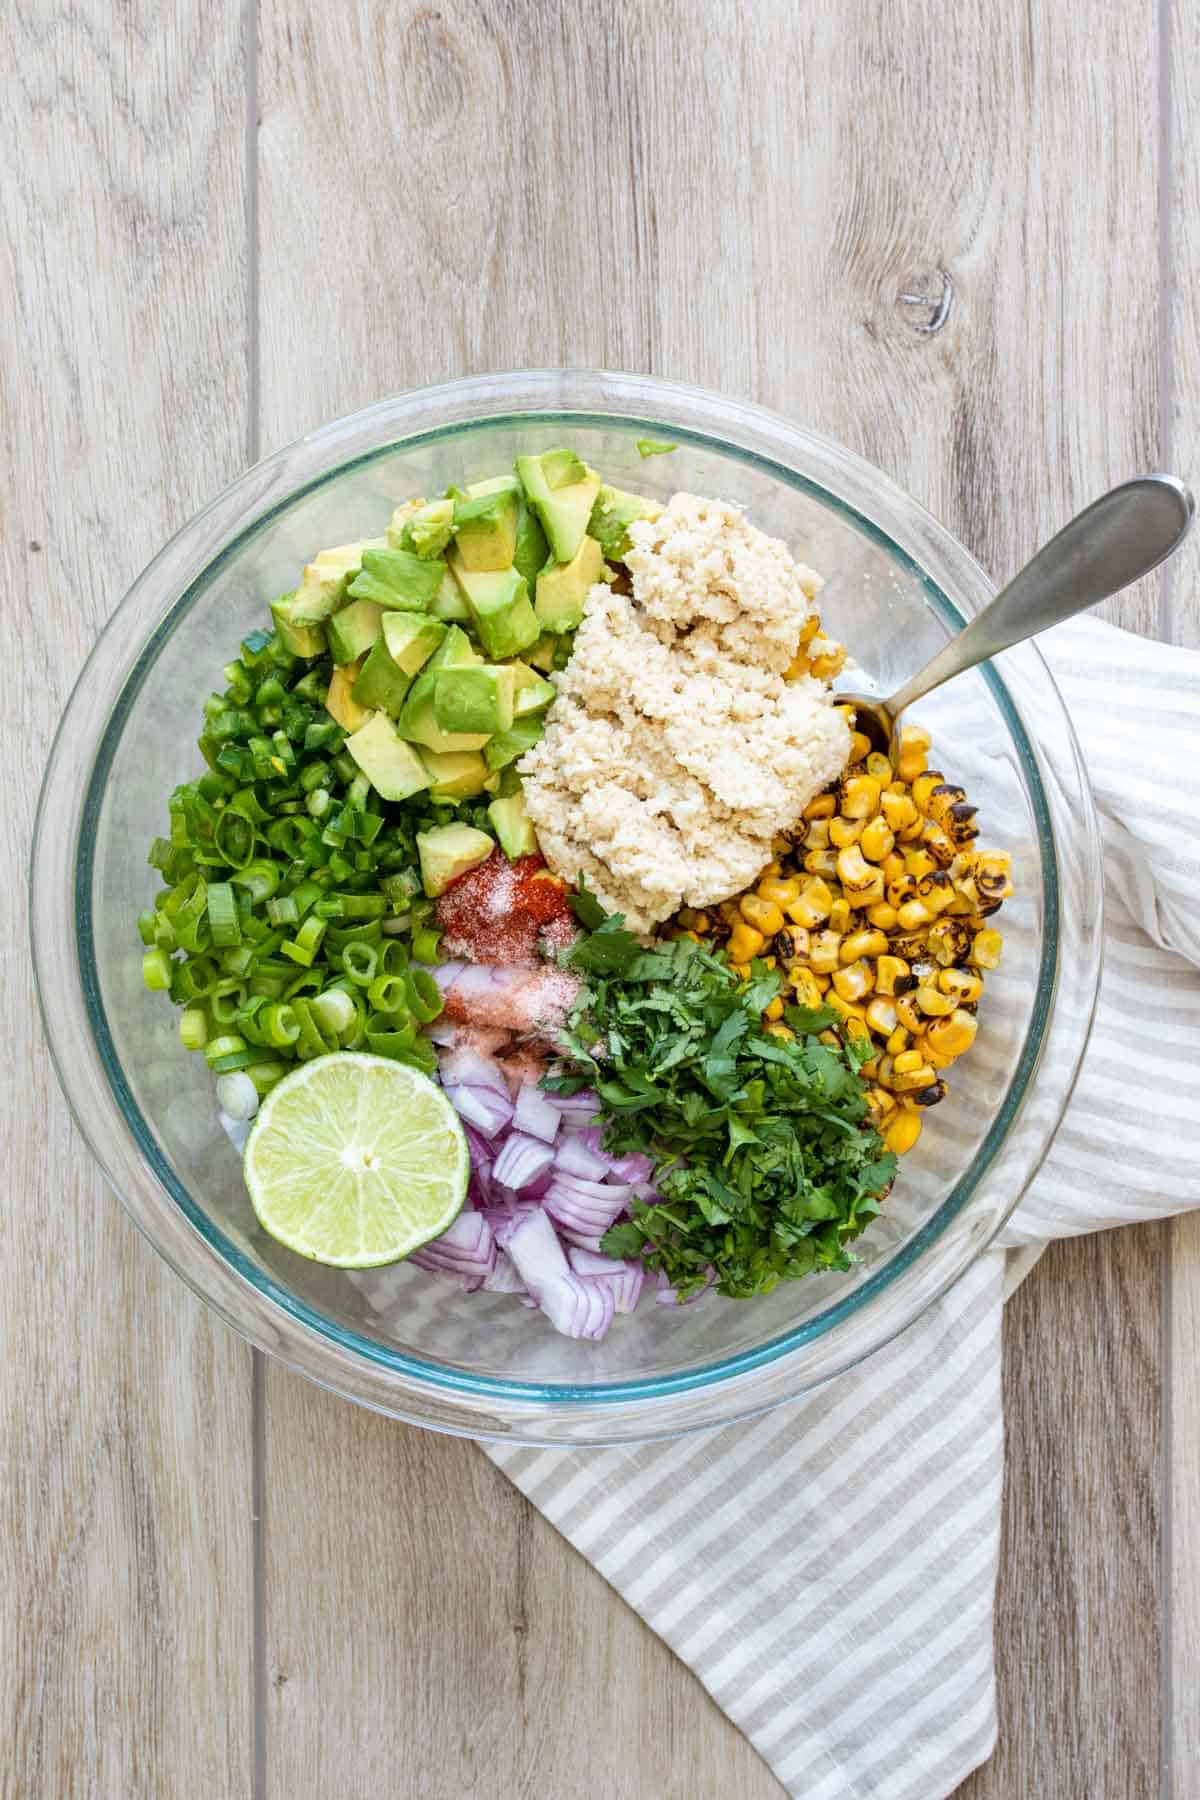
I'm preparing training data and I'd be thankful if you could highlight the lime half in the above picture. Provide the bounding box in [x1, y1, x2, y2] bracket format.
[244, 1053, 468, 1267]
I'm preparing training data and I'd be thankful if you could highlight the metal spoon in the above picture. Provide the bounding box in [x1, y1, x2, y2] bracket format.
[842, 474, 1195, 754]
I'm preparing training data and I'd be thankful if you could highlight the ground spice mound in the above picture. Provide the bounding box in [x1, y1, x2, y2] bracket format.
[437, 850, 575, 964]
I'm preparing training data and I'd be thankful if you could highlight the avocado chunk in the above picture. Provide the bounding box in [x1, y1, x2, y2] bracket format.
[512, 497, 550, 592]
[430, 565, 471, 621]
[417, 823, 495, 897]
[515, 449, 602, 563]
[397, 668, 490, 753]
[293, 539, 385, 622]
[418, 748, 491, 801]
[453, 483, 521, 572]
[427, 623, 482, 670]
[386, 499, 425, 547]
[270, 592, 326, 659]
[526, 633, 557, 673]
[448, 555, 540, 659]
[351, 636, 412, 716]
[326, 598, 385, 665]
[509, 661, 556, 717]
[588, 484, 661, 560]
[396, 498, 455, 559]
[483, 713, 545, 770]
[347, 547, 443, 611]
[433, 663, 516, 736]
[380, 611, 447, 675]
[346, 712, 430, 802]
[326, 660, 373, 734]
[535, 534, 604, 633]
[488, 792, 539, 860]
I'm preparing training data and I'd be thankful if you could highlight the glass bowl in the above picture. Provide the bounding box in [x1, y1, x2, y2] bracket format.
[31, 371, 1102, 1445]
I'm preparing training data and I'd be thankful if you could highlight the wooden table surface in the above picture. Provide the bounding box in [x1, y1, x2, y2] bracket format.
[4, 3, 1199, 1795]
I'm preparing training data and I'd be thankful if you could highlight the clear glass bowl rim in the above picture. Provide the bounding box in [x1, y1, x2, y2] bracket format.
[32, 369, 1102, 1444]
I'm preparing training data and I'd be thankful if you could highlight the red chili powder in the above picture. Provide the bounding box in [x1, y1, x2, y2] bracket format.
[437, 850, 575, 964]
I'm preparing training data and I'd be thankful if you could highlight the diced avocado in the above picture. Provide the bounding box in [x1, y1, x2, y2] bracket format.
[397, 670, 490, 753]
[483, 714, 545, 770]
[512, 498, 550, 592]
[293, 539, 385, 622]
[326, 599, 384, 665]
[326, 659, 373, 734]
[430, 566, 471, 621]
[427, 623, 482, 670]
[448, 555, 540, 659]
[510, 661, 556, 717]
[466, 475, 521, 499]
[417, 823, 495, 898]
[535, 534, 604, 633]
[433, 664, 516, 736]
[346, 712, 430, 802]
[515, 450, 602, 563]
[351, 637, 412, 716]
[488, 792, 539, 860]
[418, 748, 491, 801]
[381, 611, 447, 675]
[347, 547, 443, 611]
[386, 499, 425, 547]
[395, 497, 455, 559]
[482, 772, 501, 794]
[453, 484, 520, 572]
[270, 592, 326, 659]
[588, 484, 661, 560]
[526, 634, 558, 673]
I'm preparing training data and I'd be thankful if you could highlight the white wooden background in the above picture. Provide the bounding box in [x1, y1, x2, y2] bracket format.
[3, 3, 1198, 1794]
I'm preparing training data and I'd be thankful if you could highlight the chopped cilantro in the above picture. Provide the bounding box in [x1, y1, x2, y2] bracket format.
[550, 891, 896, 1299]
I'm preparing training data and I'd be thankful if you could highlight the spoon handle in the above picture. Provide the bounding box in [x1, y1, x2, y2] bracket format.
[886, 474, 1195, 718]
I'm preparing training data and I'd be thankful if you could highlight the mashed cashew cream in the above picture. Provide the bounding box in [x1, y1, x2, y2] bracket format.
[519, 493, 850, 932]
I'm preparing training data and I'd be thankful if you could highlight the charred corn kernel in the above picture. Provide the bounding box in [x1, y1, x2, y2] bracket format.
[764, 996, 785, 1021]
[922, 823, 957, 868]
[928, 917, 974, 966]
[819, 1029, 842, 1049]
[885, 1110, 923, 1154]
[729, 961, 751, 980]
[944, 892, 975, 917]
[832, 960, 874, 1003]
[912, 770, 945, 813]
[882, 850, 906, 884]
[866, 751, 894, 782]
[916, 985, 957, 1017]
[897, 898, 934, 930]
[841, 927, 889, 963]
[799, 612, 821, 645]
[892, 1049, 925, 1075]
[761, 956, 778, 970]
[866, 996, 898, 1037]
[875, 954, 910, 997]
[895, 992, 926, 1035]
[860, 816, 895, 862]
[875, 1053, 895, 1087]
[805, 848, 841, 879]
[926, 782, 966, 823]
[764, 1021, 794, 1041]
[840, 775, 882, 818]
[866, 1086, 894, 1121]
[739, 893, 784, 935]
[780, 924, 811, 961]
[916, 871, 956, 915]
[761, 859, 783, 878]
[867, 902, 899, 931]
[758, 874, 801, 908]
[805, 818, 832, 849]
[836, 845, 886, 903]
[845, 1014, 872, 1052]
[809, 929, 842, 973]
[787, 878, 833, 927]
[886, 1025, 910, 1056]
[692, 912, 711, 933]
[784, 652, 812, 680]
[887, 873, 918, 908]
[728, 922, 766, 962]
[904, 848, 937, 880]
[676, 907, 700, 927]
[944, 803, 980, 848]
[892, 1064, 937, 1094]
[803, 792, 836, 821]
[897, 725, 931, 782]
[971, 929, 1003, 969]
[938, 967, 983, 1004]
[830, 815, 865, 849]
[927, 1009, 978, 1056]
[848, 730, 873, 763]
[810, 645, 847, 679]
[925, 1046, 957, 1070]
[974, 851, 1014, 904]
[789, 967, 825, 1008]
[881, 790, 919, 833]
[828, 896, 854, 934]
[912, 1078, 949, 1107]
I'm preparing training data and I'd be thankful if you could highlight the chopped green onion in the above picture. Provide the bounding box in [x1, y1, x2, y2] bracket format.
[411, 926, 441, 965]
[260, 1002, 300, 1048]
[311, 989, 357, 1036]
[246, 1060, 288, 1096]
[340, 942, 379, 986]
[367, 974, 408, 1016]
[204, 1033, 246, 1066]
[405, 968, 443, 1023]
[179, 1006, 208, 1049]
[207, 882, 242, 947]
[142, 947, 173, 991]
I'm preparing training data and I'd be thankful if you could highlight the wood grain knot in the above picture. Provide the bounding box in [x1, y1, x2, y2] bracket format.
[896, 268, 955, 335]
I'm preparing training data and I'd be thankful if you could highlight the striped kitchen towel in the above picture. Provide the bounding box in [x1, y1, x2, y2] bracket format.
[486, 615, 1200, 1800]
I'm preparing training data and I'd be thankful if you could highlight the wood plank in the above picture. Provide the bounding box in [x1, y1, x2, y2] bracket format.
[0, 3, 255, 1793]
[256, 1, 1163, 1794]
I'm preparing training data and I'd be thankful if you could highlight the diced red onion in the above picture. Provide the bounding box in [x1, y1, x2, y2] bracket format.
[481, 1250, 526, 1295]
[492, 1133, 556, 1192]
[557, 1226, 606, 1254]
[542, 1088, 601, 1122]
[443, 1082, 513, 1138]
[439, 1045, 511, 1098]
[549, 1170, 634, 1204]
[425, 1019, 459, 1046]
[431, 960, 468, 994]
[566, 1246, 623, 1277]
[554, 1134, 613, 1182]
[567, 1247, 645, 1314]
[543, 1180, 630, 1237]
[513, 1084, 562, 1144]
[499, 1209, 615, 1340]
[410, 1211, 496, 1291]
[608, 1150, 654, 1185]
